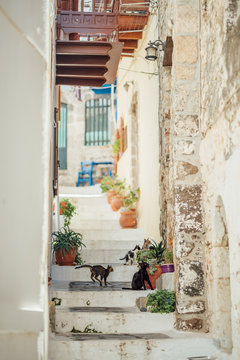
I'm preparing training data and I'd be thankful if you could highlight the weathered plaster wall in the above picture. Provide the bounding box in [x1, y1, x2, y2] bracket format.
[200, 0, 240, 357]
[59, 87, 114, 186]
[117, 14, 161, 241]
[0, 0, 52, 358]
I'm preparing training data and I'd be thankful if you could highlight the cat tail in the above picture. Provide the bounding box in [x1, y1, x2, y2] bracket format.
[119, 255, 127, 260]
[75, 265, 92, 269]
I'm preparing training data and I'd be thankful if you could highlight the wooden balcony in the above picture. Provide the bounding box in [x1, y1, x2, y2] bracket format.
[55, 0, 150, 86]
[56, 0, 123, 86]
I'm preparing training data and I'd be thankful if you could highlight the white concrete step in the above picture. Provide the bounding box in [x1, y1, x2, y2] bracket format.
[50, 288, 152, 308]
[81, 228, 145, 241]
[81, 249, 136, 263]
[55, 307, 175, 334]
[49, 332, 217, 360]
[72, 219, 121, 230]
[51, 265, 138, 282]
[82, 239, 143, 250]
[71, 207, 118, 221]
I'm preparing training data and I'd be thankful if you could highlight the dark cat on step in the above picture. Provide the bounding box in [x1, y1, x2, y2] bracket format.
[75, 264, 114, 287]
[123, 262, 153, 290]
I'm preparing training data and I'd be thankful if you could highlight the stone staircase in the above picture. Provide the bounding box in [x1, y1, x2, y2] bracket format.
[49, 186, 218, 360]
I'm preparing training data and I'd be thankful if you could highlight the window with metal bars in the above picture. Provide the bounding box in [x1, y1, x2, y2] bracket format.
[85, 97, 111, 146]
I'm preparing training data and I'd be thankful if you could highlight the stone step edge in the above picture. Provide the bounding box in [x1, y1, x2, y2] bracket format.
[55, 306, 142, 313]
[51, 332, 172, 340]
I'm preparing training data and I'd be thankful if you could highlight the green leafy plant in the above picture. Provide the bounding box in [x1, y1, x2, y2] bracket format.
[60, 198, 77, 227]
[136, 239, 166, 274]
[100, 175, 116, 193]
[75, 250, 84, 265]
[52, 227, 85, 257]
[122, 187, 140, 210]
[163, 248, 173, 264]
[112, 178, 126, 195]
[146, 290, 175, 313]
[136, 250, 158, 274]
[149, 239, 166, 264]
[112, 138, 120, 155]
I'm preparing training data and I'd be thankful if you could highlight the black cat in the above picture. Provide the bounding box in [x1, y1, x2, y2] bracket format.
[123, 262, 153, 290]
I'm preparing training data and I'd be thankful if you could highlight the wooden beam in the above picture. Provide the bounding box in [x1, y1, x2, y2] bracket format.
[56, 41, 112, 55]
[119, 14, 148, 29]
[56, 77, 106, 86]
[120, 39, 138, 49]
[119, 32, 142, 40]
[56, 54, 110, 65]
[122, 48, 135, 53]
[56, 66, 108, 76]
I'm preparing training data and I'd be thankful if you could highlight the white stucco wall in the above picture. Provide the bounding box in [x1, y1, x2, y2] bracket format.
[117, 14, 161, 241]
[0, 1, 51, 359]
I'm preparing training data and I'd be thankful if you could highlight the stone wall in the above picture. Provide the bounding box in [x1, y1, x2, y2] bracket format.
[158, 0, 240, 357]
[199, 0, 240, 357]
[158, 0, 208, 331]
[59, 87, 114, 186]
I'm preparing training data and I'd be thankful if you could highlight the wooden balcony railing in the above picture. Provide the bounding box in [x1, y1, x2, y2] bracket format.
[57, 0, 119, 41]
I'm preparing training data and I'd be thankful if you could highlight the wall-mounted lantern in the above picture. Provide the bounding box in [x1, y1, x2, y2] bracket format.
[145, 40, 165, 61]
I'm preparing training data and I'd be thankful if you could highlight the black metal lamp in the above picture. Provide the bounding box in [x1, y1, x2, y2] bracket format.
[145, 40, 165, 61]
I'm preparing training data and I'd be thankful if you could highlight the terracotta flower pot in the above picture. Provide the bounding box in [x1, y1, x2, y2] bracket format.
[110, 195, 123, 211]
[161, 263, 174, 273]
[106, 190, 117, 204]
[146, 265, 162, 289]
[55, 246, 77, 266]
[53, 201, 66, 215]
[119, 210, 137, 228]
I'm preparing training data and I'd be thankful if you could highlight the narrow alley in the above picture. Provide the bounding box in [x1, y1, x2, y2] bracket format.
[1, 0, 240, 359]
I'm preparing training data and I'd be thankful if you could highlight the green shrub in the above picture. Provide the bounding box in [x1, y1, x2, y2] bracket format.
[147, 290, 175, 313]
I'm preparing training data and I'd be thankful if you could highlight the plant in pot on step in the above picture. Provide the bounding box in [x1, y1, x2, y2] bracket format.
[136, 239, 166, 289]
[119, 187, 140, 228]
[52, 227, 85, 266]
[146, 289, 175, 313]
[161, 248, 174, 273]
[110, 178, 126, 211]
[100, 175, 117, 203]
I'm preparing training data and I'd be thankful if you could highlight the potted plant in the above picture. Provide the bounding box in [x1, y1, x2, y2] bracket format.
[52, 227, 85, 266]
[161, 248, 174, 273]
[119, 187, 140, 228]
[110, 178, 126, 211]
[136, 239, 166, 289]
[100, 176, 117, 203]
[146, 290, 175, 313]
